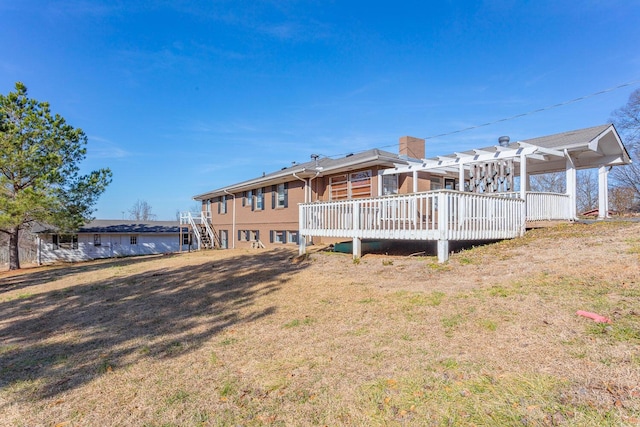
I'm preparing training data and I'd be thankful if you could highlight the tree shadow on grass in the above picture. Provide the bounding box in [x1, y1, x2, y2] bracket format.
[0, 253, 183, 294]
[0, 249, 305, 401]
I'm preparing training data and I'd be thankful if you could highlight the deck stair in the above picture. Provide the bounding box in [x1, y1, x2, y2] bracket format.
[180, 211, 219, 250]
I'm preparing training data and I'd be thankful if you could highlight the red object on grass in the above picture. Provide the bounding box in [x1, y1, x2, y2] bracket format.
[576, 310, 611, 324]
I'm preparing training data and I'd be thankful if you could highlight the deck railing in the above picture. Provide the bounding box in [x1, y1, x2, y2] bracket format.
[299, 190, 526, 242]
[525, 192, 572, 221]
[180, 211, 217, 249]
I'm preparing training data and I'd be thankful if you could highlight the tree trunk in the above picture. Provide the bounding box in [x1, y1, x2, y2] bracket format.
[9, 227, 21, 270]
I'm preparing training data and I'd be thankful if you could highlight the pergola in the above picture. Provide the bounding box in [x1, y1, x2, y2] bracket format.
[378, 124, 631, 219]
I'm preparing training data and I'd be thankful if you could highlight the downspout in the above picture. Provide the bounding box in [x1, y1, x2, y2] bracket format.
[293, 170, 320, 245]
[308, 171, 320, 201]
[223, 189, 236, 249]
[292, 171, 308, 202]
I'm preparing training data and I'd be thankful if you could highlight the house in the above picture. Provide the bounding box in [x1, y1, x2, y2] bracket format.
[34, 220, 192, 264]
[186, 124, 631, 261]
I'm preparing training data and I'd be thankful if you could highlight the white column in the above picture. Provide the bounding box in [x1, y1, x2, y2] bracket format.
[520, 153, 528, 226]
[459, 163, 465, 191]
[565, 156, 577, 219]
[413, 170, 418, 193]
[598, 165, 609, 219]
[519, 153, 528, 200]
[377, 171, 384, 196]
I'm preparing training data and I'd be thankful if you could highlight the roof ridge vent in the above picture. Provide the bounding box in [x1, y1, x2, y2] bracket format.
[498, 136, 510, 147]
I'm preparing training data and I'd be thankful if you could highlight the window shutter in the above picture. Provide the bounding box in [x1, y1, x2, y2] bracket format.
[270, 230, 274, 243]
[251, 192, 255, 211]
[256, 230, 260, 241]
[238, 230, 241, 241]
[283, 182, 288, 208]
[218, 197, 221, 214]
[242, 192, 246, 207]
[271, 185, 276, 209]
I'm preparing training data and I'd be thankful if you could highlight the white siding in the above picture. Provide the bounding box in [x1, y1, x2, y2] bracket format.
[38, 233, 188, 264]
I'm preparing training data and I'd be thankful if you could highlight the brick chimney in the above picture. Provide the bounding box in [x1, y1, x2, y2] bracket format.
[399, 136, 425, 160]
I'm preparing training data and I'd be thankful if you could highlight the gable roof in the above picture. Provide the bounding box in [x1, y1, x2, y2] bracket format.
[34, 220, 181, 234]
[194, 148, 403, 200]
[521, 124, 613, 149]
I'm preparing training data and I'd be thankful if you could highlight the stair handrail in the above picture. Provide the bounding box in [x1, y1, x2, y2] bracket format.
[182, 211, 202, 250]
[200, 211, 219, 248]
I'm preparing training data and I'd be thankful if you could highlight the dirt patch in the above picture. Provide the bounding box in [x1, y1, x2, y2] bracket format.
[1, 222, 639, 426]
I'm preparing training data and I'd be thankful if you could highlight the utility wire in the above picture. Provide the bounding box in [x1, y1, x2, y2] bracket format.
[321, 78, 640, 159]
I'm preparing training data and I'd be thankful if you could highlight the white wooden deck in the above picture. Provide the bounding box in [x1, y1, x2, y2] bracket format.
[298, 190, 571, 262]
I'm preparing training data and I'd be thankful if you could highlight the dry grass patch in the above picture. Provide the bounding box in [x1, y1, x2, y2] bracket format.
[1, 222, 639, 426]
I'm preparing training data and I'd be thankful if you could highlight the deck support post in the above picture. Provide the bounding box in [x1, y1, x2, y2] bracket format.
[565, 153, 577, 220]
[353, 201, 361, 259]
[598, 165, 609, 219]
[437, 240, 449, 263]
[437, 191, 449, 263]
[353, 237, 362, 259]
[298, 235, 306, 257]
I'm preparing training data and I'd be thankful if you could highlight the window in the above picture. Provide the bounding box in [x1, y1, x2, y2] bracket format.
[238, 230, 251, 241]
[94, 234, 101, 246]
[271, 230, 286, 243]
[246, 190, 253, 209]
[330, 174, 348, 200]
[330, 170, 372, 200]
[445, 178, 456, 190]
[219, 195, 227, 214]
[255, 187, 264, 210]
[272, 183, 288, 208]
[270, 230, 299, 244]
[130, 235, 138, 245]
[430, 177, 442, 190]
[382, 175, 398, 195]
[182, 233, 191, 245]
[53, 234, 78, 250]
[250, 230, 260, 241]
[350, 171, 372, 198]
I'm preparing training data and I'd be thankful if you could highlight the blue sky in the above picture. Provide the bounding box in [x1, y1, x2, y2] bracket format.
[1, 1, 639, 220]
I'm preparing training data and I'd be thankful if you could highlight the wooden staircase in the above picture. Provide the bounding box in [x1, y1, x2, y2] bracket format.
[180, 211, 219, 250]
[197, 223, 215, 249]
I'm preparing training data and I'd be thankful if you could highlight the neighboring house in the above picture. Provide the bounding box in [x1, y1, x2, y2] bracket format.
[34, 220, 192, 264]
[186, 124, 631, 261]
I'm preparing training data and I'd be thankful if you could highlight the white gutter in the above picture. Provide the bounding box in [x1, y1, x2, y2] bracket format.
[223, 189, 236, 249]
